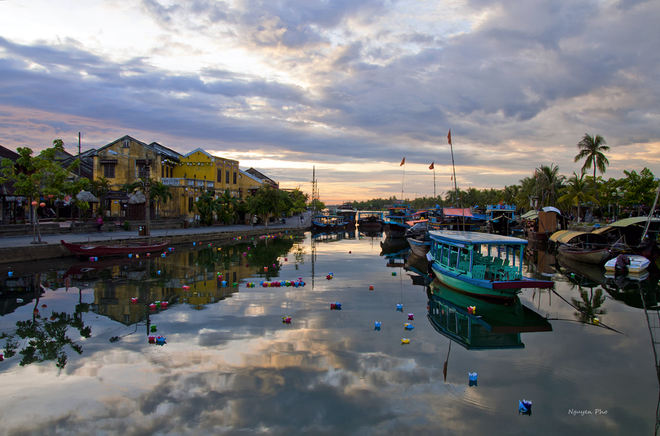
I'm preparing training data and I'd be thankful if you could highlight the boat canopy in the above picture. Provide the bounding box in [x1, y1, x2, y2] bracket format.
[549, 230, 608, 245]
[593, 217, 660, 232]
[521, 210, 538, 220]
[405, 219, 429, 226]
[443, 208, 474, 218]
[428, 230, 527, 246]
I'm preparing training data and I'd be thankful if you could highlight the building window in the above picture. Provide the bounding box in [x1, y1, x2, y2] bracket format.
[138, 166, 150, 179]
[123, 139, 130, 148]
[233, 172, 237, 184]
[217, 169, 222, 183]
[103, 164, 115, 178]
[188, 196, 194, 212]
[161, 166, 164, 178]
[226, 170, 230, 184]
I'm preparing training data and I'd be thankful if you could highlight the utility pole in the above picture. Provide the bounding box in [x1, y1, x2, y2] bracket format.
[145, 166, 151, 236]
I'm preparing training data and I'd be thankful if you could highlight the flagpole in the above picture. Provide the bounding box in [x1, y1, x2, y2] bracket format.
[433, 166, 436, 199]
[401, 163, 405, 202]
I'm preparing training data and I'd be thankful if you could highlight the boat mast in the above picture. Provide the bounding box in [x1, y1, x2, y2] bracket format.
[448, 129, 465, 230]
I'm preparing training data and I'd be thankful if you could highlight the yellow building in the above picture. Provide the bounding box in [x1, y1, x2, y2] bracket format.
[93, 135, 181, 220]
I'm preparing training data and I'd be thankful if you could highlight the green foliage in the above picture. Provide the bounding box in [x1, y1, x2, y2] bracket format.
[574, 133, 610, 200]
[287, 188, 309, 214]
[122, 220, 131, 231]
[195, 190, 221, 226]
[216, 189, 239, 224]
[248, 186, 291, 226]
[150, 181, 173, 219]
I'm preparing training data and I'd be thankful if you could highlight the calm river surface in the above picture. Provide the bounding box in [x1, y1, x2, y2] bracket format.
[1, 230, 659, 435]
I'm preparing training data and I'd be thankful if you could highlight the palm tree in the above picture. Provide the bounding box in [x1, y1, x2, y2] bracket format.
[216, 189, 239, 224]
[536, 164, 565, 207]
[90, 176, 111, 215]
[149, 181, 172, 219]
[574, 134, 610, 200]
[558, 172, 600, 221]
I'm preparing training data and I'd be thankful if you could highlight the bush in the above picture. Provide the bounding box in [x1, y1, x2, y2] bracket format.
[122, 220, 131, 231]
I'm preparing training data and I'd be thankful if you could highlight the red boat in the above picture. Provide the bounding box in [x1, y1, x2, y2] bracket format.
[61, 239, 170, 257]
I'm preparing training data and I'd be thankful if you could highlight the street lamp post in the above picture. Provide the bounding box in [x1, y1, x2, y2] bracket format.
[108, 150, 150, 236]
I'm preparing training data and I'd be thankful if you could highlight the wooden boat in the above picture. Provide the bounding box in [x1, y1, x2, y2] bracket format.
[549, 230, 612, 265]
[383, 204, 414, 238]
[334, 203, 357, 227]
[605, 254, 650, 274]
[61, 239, 170, 257]
[428, 230, 554, 299]
[592, 217, 660, 261]
[404, 220, 431, 256]
[311, 215, 348, 232]
[357, 211, 385, 230]
[427, 280, 553, 350]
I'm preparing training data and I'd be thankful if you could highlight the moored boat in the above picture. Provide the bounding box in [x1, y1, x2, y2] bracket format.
[357, 211, 385, 230]
[549, 230, 612, 265]
[428, 230, 554, 299]
[404, 220, 431, 256]
[311, 215, 348, 232]
[61, 239, 170, 257]
[383, 204, 414, 238]
[605, 254, 650, 274]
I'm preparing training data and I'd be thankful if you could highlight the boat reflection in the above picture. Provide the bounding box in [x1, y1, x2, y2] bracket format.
[427, 280, 552, 350]
[311, 230, 356, 242]
[380, 236, 410, 258]
[557, 254, 660, 311]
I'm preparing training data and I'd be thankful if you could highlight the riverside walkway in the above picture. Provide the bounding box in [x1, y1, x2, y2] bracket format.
[0, 213, 313, 265]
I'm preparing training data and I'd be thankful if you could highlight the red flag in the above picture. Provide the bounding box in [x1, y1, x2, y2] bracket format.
[447, 129, 452, 144]
[429, 162, 434, 170]
[400, 157, 405, 166]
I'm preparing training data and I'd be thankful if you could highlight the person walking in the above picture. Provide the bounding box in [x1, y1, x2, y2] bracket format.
[252, 215, 258, 227]
[96, 214, 104, 233]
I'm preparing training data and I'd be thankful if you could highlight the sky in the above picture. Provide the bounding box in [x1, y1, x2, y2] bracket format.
[0, 0, 659, 204]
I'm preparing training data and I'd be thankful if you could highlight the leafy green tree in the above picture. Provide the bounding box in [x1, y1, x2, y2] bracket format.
[617, 168, 658, 214]
[149, 181, 172, 219]
[90, 176, 111, 216]
[558, 172, 599, 221]
[309, 198, 326, 213]
[287, 188, 309, 214]
[0, 140, 81, 243]
[248, 186, 290, 226]
[574, 134, 610, 200]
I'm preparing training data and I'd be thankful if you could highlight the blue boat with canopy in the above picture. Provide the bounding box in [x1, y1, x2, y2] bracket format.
[428, 230, 554, 299]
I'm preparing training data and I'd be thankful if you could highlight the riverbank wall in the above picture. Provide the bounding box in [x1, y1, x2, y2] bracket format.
[0, 226, 308, 265]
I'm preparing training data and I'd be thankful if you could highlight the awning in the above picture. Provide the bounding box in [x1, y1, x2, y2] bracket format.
[550, 230, 608, 245]
[521, 210, 538, 220]
[542, 206, 561, 214]
[76, 190, 99, 203]
[592, 217, 660, 232]
[443, 208, 474, 217]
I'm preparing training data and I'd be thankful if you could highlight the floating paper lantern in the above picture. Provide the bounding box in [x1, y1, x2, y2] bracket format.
[182, 285, 190, 290]
[131, 297, 138, 304]
[161, 253, 166, 258]
[160, 302, 168, 308]
[148, 335, 155, 344]
[408, 313, 414, 320]
[16, 298, 23, 303]
[128, 254, 132, 258]
[0, 353, 4, 361]
[330, 302, 342, 310]
[369, 285, 374, 290]
[469, 372, 477, 381]
[392, 272, 396, 276]
[150, 325, 157, 332]
[467, 306, 476, 314]
[396, 303, 403, 312]
[519, 400, 532, 415]
[221, 280, 227, 287]
[41, 304, 47, 308]
[7, 271, 12, 277]
[285, 258, 288, 261]
[349, 251, 352, 254]
[374, 322, 381, 330]
[404, 323, 414, 331]
[156, 336, 166, 345]
[593, 317, 600, 325]
[326, 275, 333, 280]
[401, 338, 410, 344]
[282, 316, 292, 324]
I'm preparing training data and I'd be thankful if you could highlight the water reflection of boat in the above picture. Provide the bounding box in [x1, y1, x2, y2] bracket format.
[427, 280, 552, 350]
[380, 236, 411, 257]
[63, 257, 142, 277]
[311, 230, 355, 242]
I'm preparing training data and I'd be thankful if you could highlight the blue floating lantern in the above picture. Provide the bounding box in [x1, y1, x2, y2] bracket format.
[156, 336, 167, 346]
[222, 280, 227, 288]
[128, 254, 132, 258]
[7, 271, 12, 277]
[404, 323, 414, 331]
[469, 372, 478, 387]
[396, 303, 403, 312]
[374, 321, 381, 331]
[519, 399, 532, 415]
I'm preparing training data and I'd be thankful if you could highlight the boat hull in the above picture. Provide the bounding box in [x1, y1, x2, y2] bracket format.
[61, 240, 170, 257]
[406, 237, 430, 256]
[383, 222, 408, 238]
[604, 254, 650, 273]
[557, 247, 611, 265]
[430, 263, 553, 300]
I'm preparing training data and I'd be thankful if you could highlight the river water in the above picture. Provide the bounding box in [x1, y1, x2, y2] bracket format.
[0, 230, 659, 435]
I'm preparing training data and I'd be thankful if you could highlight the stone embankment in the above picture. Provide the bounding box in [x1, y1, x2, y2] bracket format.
[0, 219, 311, 265]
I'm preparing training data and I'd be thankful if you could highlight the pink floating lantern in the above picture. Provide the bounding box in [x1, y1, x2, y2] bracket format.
[369, 285, 374, 290]
[408, 313, 414, 320]
[182, 285, 190, 290]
